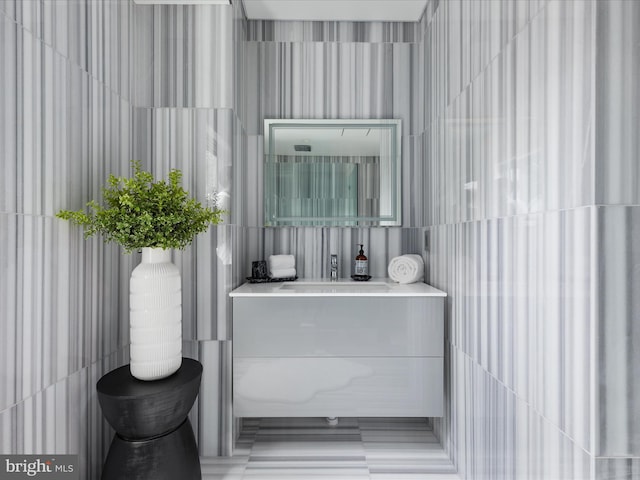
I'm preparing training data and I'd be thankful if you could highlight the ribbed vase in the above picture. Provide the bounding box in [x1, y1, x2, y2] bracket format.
[129, 247, 182, 381]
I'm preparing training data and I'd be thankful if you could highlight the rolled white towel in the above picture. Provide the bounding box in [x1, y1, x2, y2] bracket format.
[388, 254, 424, 284]
[269, 254, 295, 271]
[269, 267, 297, 279]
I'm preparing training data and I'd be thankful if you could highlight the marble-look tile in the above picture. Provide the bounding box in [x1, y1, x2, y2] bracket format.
[362, 419, 457, 478]
[243, 135, 263, 227]
[84, 1, 130, 100]
[242, 14, 423, 247]
[245, 41, 414, 136]
[4, 0, 134, 101]
[247, 42, 392, 131]
[423, 0, 596, 226]
[595, 0, 640, 206]
[42, 0, 89, 74]
[595, 458, 640, 480]
[233, 0, 249, 125]
[426, 208, 596, 460]
[197, 340, 234, 457]
[131, 108, 247, 342]
[404, 135, 425, 227]
[0, 13, 17, 214]
[1, 20, 133, 217]
[436, 348, 594, 480]
[201, 417, 459, 480]
[2, 1, 140, 478]
[201, 456, 247, 480]
[125, 0, 249, 459]
[131, 4, 234, 108]
[596, 206, 640, 457]
[247, 20, 419, 44]
[131, 107, 237, 218]
[0, 213, 132, 412]
[0, 1, 15, 23]
[0, 0, 41, 42]
[421, 0, 604, 475]
[7, 1, 639, 480]
[193, 224, 247, 341]
[532, 0, 595, 213]
[255, 226, 405, 279]
[0, 349, 128, 479]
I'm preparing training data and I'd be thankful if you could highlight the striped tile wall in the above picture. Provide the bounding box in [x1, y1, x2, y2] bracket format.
[131, 3, 234, 109]
[421, 0, 596, 227]
[0, 2, 141, 478]
[129, 0, 249, 457]
[596, 206, 640, 457]
[247, 19, 419, 43]
[595, 1, 640, 206]
[1, 0, 247, 472]
[591, 20, 640, 460]
[421, 0, 598, 476]
[244, 42, 408, 135]
[0, 348, 129, 480]
[427, 208, 596, 478]
[596, 458, 640, 480]
[422, 0, 640, 478]
[241, 17, 427, 283]
[0, 0, 132, 101]
[4, 0, 639, 478]
[248, 226, 406, 279]
[200, 417, 459, 480]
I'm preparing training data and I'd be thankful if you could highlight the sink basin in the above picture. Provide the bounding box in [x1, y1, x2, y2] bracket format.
[229, 278, 447, 297]
[279, 282, 391, 294]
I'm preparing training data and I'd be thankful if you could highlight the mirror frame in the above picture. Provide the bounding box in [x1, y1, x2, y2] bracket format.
[263, 119, 402, 227]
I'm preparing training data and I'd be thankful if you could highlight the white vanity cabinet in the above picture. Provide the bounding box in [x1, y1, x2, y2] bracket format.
[229, 279, 446, 418]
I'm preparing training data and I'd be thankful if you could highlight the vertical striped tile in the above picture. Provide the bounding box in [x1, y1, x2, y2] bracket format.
[131, 4, 234, 108]
[201, 417, 459, 480]
[1, 1, 142, 478]
[596, 206, 640, 457]
[197, 340, 234, 457]
[131, 107, 245, 342]
[421, 0, 606, 477]
[256, 227, 405, 280]
[595, 458, 640, 480]
[0, 12, 17, 213]
[247, 20, 419, 44]
[595, 0, 640, 206]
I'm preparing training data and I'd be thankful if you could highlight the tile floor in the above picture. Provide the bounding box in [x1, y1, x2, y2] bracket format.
[201, 417, 460, 479]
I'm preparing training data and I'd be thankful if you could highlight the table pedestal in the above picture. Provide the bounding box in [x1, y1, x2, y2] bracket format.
[97, 358, 203, 480]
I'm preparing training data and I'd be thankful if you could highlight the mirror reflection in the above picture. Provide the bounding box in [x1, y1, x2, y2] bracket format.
[264, 119, 402, 226]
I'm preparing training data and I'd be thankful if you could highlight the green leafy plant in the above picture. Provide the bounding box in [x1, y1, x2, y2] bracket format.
[57, 161, 224, 253]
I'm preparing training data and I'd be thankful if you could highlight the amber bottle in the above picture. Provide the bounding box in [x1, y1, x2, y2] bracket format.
[354, 244, 369, 279]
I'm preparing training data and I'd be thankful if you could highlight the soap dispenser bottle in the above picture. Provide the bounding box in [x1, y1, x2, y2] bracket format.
[354, 244, 369, 280]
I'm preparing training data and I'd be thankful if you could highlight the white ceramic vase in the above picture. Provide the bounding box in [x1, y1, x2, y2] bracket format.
[129, 247, 182, 381]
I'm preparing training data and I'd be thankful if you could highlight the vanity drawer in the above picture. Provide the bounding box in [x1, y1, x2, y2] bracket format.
[233, 297, 444, 357]
[233, 357, 443, 417]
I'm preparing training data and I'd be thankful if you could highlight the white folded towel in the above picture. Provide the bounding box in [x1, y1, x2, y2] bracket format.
[270, 267, 297, 279]
[269, 254, 295, 271]
[388, 254, 424, 284]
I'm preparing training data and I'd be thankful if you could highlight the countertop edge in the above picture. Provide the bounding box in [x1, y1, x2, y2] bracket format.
[229, 278, 447, 298]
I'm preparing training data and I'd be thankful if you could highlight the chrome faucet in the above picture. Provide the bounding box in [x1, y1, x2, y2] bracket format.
[330, 254, 338, 281]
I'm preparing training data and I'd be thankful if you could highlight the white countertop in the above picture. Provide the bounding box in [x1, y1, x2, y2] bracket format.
[229, 278, 447, 297]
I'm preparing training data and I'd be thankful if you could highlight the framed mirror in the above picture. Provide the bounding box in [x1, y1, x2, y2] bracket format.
[264, 119, 402, 227]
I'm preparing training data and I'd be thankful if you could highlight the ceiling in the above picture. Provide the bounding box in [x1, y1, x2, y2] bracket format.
[274, 127, 382, 156]
[133, 0, 231, 4]
[131, 0, 429, 22]
[242, 0, 429, 22]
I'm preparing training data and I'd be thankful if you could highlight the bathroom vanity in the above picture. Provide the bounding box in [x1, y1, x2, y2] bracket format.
[229, 279, 446, 418]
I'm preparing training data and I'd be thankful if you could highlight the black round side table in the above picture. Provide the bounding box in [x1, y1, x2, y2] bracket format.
[96, 358, 203, 480]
